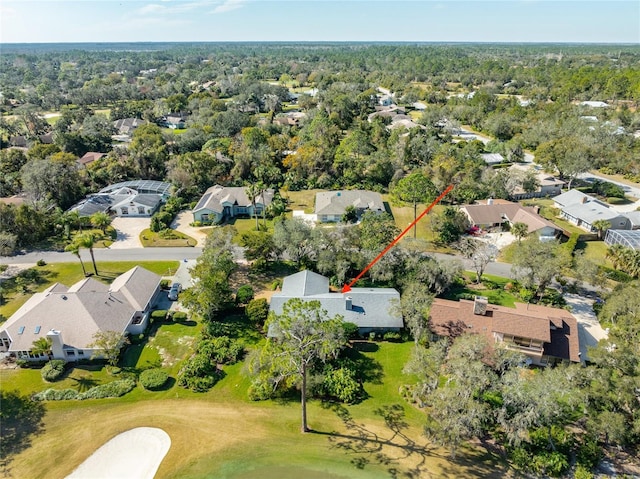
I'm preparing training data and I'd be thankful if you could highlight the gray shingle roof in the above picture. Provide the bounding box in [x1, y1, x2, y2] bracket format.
[315, 190, 385, 216]
[0, 267, 160, 352]
[270, 271, 403, 329]
[193, 185, 274, 214]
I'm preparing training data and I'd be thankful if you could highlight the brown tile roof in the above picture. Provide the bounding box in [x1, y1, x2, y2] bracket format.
[79, 152, 105, 166]
[429, 298, 580, 362]
[461, 201, 560, 234]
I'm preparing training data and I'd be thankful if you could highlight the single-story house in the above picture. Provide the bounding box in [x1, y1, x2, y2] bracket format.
[68, 180, 171, 217]
[429, 296, 580, 366]
[315, 190, 385, 223]
[269, 270, 403, 333]
[553, 189, 631, 232]
[192, 185, 274, 224]
[0, 266, 162, 362]
[509, 164, 566, 199]
[158, 114, 187, 129]
[579, 101, 609, 108]
[460, 200, 561, 240]
[113, 118, 146, 136]
[622, 211, 640, 230]
[78, 152, 105, 168]
[481, 153, 505, 165]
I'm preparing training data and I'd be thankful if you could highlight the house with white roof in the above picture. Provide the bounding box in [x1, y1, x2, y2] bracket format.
[269, 270, 403, 333]
[314, 190, 385, 223]
[553, 189, 631, 232]
[192, 185, 274, 224]
[67, 180, 170, 217]
[0, 266, 161, 362]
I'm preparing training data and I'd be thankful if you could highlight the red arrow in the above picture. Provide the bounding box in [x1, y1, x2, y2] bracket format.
[341, 184, 454, 293]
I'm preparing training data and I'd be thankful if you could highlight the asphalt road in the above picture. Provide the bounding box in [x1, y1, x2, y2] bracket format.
[1, 246, 516, 279]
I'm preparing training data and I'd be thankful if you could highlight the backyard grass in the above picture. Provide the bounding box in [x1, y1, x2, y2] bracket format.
[442, 273, 518, 307]
[0, 261, 179, 320]
[2, 333, 508, 479]
[140, 228, 198, 247]
[576, 240, 611, 267]
[283, 189, 324, 214]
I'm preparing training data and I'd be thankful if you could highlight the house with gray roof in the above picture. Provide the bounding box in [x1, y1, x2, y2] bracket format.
[192, 185, 274, 224]
[269, 270, 403, 333]
[315, 190, 385, 223]
[0, 266, 161, 362]
[553, 189, 631, 232]
[68, 180, 170, 217]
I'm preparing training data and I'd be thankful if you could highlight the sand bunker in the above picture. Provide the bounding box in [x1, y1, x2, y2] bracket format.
[66, 427, 171, 479]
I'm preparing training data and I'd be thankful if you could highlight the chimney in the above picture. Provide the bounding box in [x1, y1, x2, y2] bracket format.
[345, 296, 352, 311]
[46, 329, 64, 359]
[473, 296, 488, 316]
[581, 196, 588, 204]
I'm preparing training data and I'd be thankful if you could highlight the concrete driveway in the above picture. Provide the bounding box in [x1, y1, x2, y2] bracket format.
[563, 293, 608, 362]
[171, 211, 208, 247]
[110, 217, 150, 249]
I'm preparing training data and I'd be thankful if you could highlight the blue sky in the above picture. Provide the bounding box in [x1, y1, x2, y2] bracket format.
[1, 1, 638, 44]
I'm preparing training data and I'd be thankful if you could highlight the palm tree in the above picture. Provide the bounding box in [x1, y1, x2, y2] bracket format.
[90, 211, 112, 235]
[511, 222, 529, 244]
[245, 183, 260, 231]
[65, 242, 87, 277]
[592, 219, 610, 240]
[606, 244, 625, 269]
[78, 232, 98, 276]
[31, 337, 52, 358]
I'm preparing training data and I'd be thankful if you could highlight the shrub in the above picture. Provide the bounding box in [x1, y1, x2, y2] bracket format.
[41, 360, 66, 382]
[197, 336, 244, 364]
[172, 311, 188, 322]
[139, 368, 169, 390]
[235, 285, 254, 305]
[36, 259, 46, 266]
[342, 322, 360, 339]
[563, 233, 580, 255]
[177, 354, 222, 392]
[383, 331, 402, 342]
[574, 464, 594, 479]
[248, 377, 275, 401]
[271, 279, 281, 291]
[78, 378, 136, 399]
[129, 333, 145, 345]
[203, 320, 231, 338]
[160, 279, 170, 290]
[33, 388, 79, 401]
[322, 366, 362, 404]
[151, 310, 168, 322]
[246, 298, 269, 325]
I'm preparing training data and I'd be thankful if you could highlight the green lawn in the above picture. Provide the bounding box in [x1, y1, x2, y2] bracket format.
[0, 261, 179, 320]
[140, 228, 197, 247]
[283, 189, 324, 214]
[2, 319, 508, 479]
[575, 240, 611, 267]
[442, 273, 519, 307]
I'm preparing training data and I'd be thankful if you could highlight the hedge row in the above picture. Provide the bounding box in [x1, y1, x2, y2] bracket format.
[33, 378, 136, 401]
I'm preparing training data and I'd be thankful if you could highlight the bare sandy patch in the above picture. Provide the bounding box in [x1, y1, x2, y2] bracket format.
[66, 427, 170, 479]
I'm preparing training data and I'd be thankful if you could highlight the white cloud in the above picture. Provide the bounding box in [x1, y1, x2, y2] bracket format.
[137, 0, 217, 16]
[211, 0, 246, 14]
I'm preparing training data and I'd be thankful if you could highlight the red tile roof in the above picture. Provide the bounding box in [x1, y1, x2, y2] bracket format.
[429, 298, 580, 362]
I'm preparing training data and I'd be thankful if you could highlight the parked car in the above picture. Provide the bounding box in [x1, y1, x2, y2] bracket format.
[168, 282, 182, 301]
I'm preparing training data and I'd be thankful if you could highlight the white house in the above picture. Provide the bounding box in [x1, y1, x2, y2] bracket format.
[314, 190, 385, 223]
[553, 189, 631, 232]
[269, 270, 403, 333]
[0, 266, 162, 362]
[192, 185, 274, 224]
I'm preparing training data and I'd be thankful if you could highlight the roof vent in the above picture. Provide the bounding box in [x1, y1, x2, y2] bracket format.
[473, 296, 488, 316]
[345, 296, 352, 311]
[61, 295, 67, 300]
